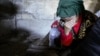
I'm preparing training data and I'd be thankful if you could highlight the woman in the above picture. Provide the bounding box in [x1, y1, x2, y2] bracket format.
[49, 0, 97, 55]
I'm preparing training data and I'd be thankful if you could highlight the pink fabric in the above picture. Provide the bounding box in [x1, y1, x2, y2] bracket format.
[51, 20, 59, 28]
[58, 26, 73, 46]
[73, 15, 82, 34]
[50, 15, 82, 46]
[59, 15, 82, 46]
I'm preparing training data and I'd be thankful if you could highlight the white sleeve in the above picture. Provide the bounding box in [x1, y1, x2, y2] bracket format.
[95, 10, 100, 17]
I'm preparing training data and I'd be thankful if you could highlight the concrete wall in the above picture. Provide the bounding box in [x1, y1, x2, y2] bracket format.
[13, 0, 59, 20]
[84, 0, 100, 13]
[11, 0, 59, 38]
[2, 0, 100, 38]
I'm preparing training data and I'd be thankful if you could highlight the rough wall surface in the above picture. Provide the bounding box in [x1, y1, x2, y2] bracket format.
[84, 0, 100, 13]
[3, 0, 100, 38]
[10, 0, 59, 38]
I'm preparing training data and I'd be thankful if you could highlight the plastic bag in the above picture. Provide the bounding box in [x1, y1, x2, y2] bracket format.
[49, 27, 60, 47]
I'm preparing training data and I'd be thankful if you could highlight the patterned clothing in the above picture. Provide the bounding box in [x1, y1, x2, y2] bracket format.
[52, 10, 97, 48]
[68, 15, 100, 56]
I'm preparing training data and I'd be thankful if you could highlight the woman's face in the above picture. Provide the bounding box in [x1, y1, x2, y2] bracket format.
[61, 15, 78, 29]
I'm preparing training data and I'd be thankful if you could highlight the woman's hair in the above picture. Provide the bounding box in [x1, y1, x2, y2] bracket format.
[0, 0, 18, 19]
[82, 10, 98, 20]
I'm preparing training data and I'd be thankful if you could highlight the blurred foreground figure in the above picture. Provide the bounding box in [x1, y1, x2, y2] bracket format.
[0, 0, 17, 20]
[0, 0, 28, 56]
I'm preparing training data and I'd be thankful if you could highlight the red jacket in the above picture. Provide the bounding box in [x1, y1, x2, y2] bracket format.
[51, 16, 82, 46]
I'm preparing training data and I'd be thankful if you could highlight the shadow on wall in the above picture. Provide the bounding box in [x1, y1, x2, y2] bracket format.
[0, 0, 18, 20]
[0, 0, 33, 56]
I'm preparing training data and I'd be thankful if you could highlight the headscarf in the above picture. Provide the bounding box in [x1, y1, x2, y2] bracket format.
[56, 0, 85, 18]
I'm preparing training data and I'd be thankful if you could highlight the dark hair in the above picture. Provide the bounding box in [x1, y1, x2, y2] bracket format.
[0, 0, 18, 19]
